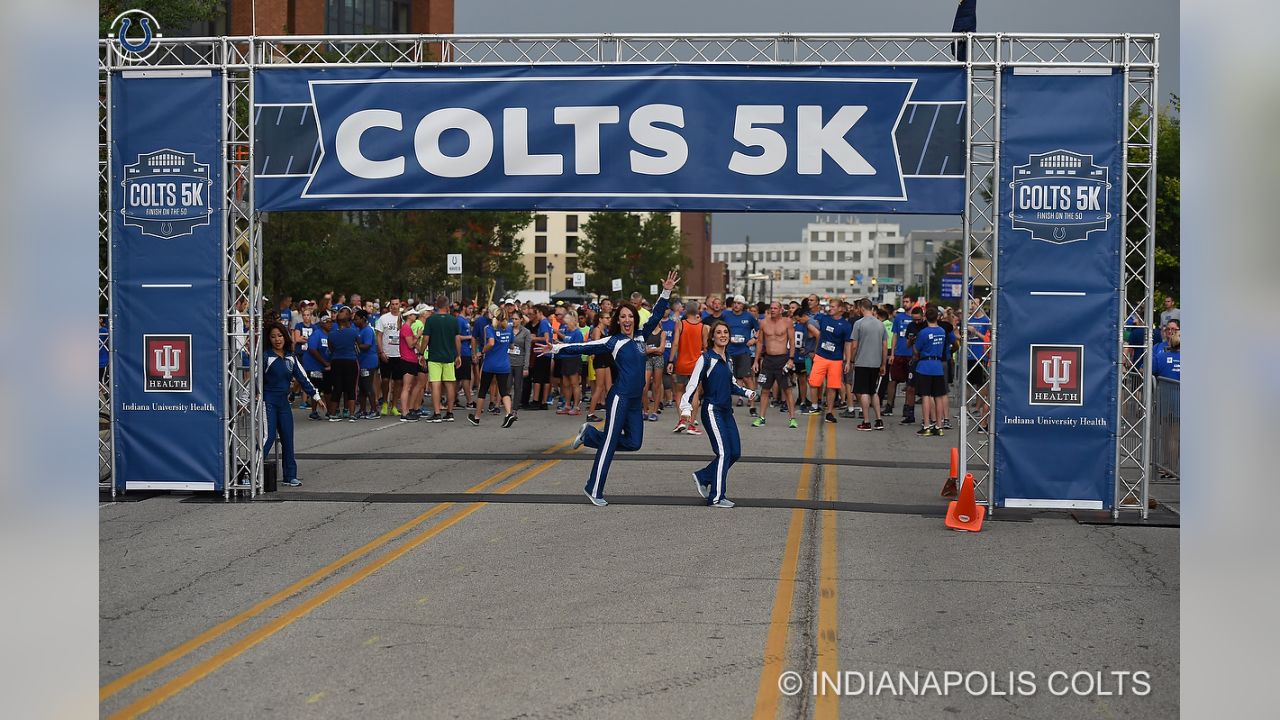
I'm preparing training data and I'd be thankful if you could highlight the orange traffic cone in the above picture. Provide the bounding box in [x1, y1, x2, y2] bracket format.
[944, 473, 986, 532]
[940, 448, 959, 498]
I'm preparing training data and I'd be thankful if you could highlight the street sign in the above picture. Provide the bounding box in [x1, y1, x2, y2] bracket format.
[611, 278, 622, 292]
[446, 253, 462, 275]
[877, 276, 895, 284]
[649, 284, 658, 295]
[572, 272, 586, 287]
[941, 276, 963, 299]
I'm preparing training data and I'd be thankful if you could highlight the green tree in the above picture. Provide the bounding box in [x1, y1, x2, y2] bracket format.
[579, 212, 689, 298]
[100, 1, 224, 36]
[1127, 95, 1179, 301]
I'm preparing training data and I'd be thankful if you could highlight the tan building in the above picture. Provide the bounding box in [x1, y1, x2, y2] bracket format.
[517, 211, 715, 297]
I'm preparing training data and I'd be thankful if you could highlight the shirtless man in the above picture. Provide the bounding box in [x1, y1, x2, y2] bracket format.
[752, 300, 798, 429]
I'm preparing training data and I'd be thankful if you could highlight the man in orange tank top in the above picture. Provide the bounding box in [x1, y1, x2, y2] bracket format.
[667, 300, 705, 435]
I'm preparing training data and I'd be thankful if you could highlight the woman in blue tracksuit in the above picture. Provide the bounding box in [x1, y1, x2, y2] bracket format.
[679, 321, 758, 508]
[535, 270, 680, 506]
[263, 321, 326, 487]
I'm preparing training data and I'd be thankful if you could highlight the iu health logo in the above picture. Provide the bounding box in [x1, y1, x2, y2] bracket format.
[144, 335, 192, 392]
[1009, 150, 1110, 245]
[121, 149, 213, 239]
[1029, 344, 1083, 406]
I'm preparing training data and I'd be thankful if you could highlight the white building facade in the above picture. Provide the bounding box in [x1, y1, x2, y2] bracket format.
[711, 217, 906, 302]
[515, 211, 682, 294]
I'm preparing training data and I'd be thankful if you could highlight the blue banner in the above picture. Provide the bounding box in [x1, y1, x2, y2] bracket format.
[254, 65, 966, 213]
[993, 70, 1123, 509]
[111, 72, 225, 491]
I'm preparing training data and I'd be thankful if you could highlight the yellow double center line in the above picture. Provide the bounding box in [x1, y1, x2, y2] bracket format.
[103, 436, 575, 718]
[753, 414, 840, 720]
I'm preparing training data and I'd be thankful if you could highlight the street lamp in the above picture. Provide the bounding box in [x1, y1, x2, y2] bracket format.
[547, 262, 555, 292]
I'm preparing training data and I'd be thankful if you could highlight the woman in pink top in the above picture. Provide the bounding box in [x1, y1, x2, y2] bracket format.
[398, 306, 426, 421]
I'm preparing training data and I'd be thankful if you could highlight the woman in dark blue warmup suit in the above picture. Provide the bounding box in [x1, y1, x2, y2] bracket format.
[263, 322, 325, 486]
[535, 270, 680, 506]
[679, 321, 757, 507]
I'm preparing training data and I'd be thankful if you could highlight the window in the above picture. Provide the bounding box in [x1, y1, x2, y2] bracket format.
[731, 252, 744, 262]
[535, 235, 547, 253]
[784, 250, 800, 262]
[752, 252, 762, 262]
[565, 257, 578, 274]
[879, 244, 898, 258]
[535, 214, 548, 232]
[768, 251, 781, 262]
[534, 256, 547, 274]
[836, 269, 847, 281]
[825, 231, 835, 242]
[534, 278, 547, 291]
[809, 231, 820, 242]
[566, 215, 578, 232]
[326, 0, 411, 35]
[784, 268, 802, 280]
[565, 235, 577, 255]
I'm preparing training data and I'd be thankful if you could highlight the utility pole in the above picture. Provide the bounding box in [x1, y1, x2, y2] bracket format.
[743, 234, 751, 298]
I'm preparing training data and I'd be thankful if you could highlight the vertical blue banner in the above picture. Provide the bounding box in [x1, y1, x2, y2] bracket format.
[994, 70, 1124, 509]
[111, 72, 225, 490]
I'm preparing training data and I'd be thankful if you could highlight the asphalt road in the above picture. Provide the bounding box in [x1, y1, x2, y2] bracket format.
[100, 399, 1178, 719]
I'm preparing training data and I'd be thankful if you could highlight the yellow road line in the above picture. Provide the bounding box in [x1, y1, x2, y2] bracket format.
[100, 436, 574, 702]
[752, 413, 818, 720]
[814, 423, 840, 720]
[108, 454, 568, 720]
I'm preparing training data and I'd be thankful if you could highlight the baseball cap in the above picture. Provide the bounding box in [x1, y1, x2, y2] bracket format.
[733, 294, 746, 304]
[417, 304, 431, 314]
[401, 306, 419, 317]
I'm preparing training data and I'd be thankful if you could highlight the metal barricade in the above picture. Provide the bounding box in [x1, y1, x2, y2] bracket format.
[1151, 376, 1179, 480]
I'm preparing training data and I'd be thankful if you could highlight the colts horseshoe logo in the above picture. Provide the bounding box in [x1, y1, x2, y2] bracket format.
[109, 10, 162, 61]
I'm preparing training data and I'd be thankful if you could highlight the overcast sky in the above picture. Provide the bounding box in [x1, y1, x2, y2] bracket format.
[456, 0, 1179, 243]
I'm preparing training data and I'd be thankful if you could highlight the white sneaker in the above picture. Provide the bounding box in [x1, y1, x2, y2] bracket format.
[583, 488, 608, 507]
[572, 422, 590, 450]
[693, 473, 709, 499]
[710, 498, 735, 508]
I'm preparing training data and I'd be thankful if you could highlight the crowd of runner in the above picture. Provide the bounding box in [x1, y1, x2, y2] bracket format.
[261, 290, 1009, 438]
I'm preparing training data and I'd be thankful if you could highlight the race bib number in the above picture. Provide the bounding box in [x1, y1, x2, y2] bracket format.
[509, 345, 522, 356]
[390, 335, 399, 346]
[731, 334, 746, 344]
[757, 373, 767, 384]
[300, 342, 308, 351]
[821, 341, 836, 353]
[308, 371, 323, 379]
[320, 338, 329, 348]
[359, 369, 370, 377]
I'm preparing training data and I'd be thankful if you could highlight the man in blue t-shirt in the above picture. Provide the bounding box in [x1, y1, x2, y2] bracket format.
[722, 294, 760, 414]
[354, 310, 380, 418]
[805, 300, 853, 424]
[886, 305, 915, 416]
[912, 306, 953, 436]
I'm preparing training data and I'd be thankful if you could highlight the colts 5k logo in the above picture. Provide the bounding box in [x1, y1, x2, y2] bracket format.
[1029, 344, 1083, 406]
[144, 335, 192, 392]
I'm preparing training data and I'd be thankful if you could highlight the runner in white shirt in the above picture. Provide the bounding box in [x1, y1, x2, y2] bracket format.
[375, 298, 403, 416]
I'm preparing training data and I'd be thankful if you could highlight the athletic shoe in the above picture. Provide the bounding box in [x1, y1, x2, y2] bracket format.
[933, 426, 945, 436]
[686, 424, 703, 436]
[583, 488, 608, 507]
[916, 425, 930, 436]
[429, 414, 443, 423]
[749, 406, 758, 418]
[789, 418, 799, 429]
[380, 402, 389, 415]
[466, 402, 477, 410]
[556, 407, 569, 415]
[752, 417, 765, 428]
[328, 415, 341, 423]
[572, 423, 590, 450]
[693, 473, 710, 498]
[502, 413, 517, 429]
[710, 498, 735, 508]
[348, 415, 356, 423]
[297, 401, 310, 410]
[942, 419, 953, 430]
[840, 408, 859, 419]
[308, 411, 321, 421]
[391, 406, 402, 417]
[824, 413, 837, 424]
[341, 410, 351, 419]
[586, 413, 602, 422]
[736, 398, 744, 407]
[673, 418, 688, 433]
[281, 477, 302, 487]
[647, 413, 659, 422]
[803, 405, 822, 415]
[882, 405, 894, 417]
[467, 414, 480, 426]
[444, 412, 455, 422]
[369, 410, 381, 419]
[873, 419, 885, 431]
[489, 405, 501, 415]
[568, 408, 581, 416]
[900, 415, 916, 425]
[856, 421, 873, 431]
